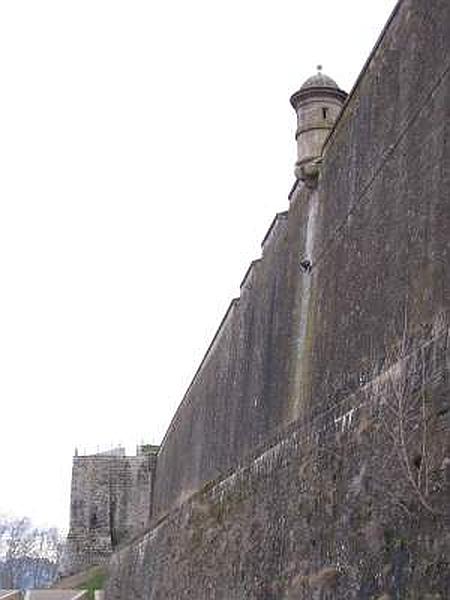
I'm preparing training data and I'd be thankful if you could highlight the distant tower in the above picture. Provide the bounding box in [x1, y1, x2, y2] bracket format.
[290, 66, 347, 181]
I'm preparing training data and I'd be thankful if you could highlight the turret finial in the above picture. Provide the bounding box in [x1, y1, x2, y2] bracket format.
[317, 64, 323, 72]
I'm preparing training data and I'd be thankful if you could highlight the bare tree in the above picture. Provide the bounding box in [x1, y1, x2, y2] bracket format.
[0, 516, 64, 589]
[379, 306, 448, 516]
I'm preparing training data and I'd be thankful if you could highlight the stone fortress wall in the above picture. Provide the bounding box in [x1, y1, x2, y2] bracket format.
[63, 445, 158, 575]
[151, 0, 450, 523]
[67, 0, 450, 597]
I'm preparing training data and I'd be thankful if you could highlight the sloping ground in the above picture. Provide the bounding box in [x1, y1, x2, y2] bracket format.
[25, 592, 88, 600]
[52, 566, 106, 600]
[0, 592, 21, 600]
[53, 567, 105, 591]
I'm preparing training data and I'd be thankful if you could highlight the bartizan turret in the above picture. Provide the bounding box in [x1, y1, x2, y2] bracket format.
[290, 66, 347, 183]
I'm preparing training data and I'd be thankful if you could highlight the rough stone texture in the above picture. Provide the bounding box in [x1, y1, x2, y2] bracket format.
[107, 335, 450, 598]
[309, 0, 450, 422]
[63, 447, 157, 575]
[104, 0, 450, 597]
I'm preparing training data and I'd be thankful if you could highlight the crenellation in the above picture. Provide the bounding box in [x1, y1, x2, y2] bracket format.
[260, 211, 288, 254]
[239, 259, 260, 293]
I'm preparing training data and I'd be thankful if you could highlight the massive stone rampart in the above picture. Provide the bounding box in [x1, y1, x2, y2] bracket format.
[105, 0, 450, 597]
[152, 209, 300, 518]
[107, 331, 450, 598]
[154, 0, 450, 522]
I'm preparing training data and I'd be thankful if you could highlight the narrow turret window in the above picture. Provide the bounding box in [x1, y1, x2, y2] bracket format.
[322, 107, 328, 120]
[90, 508, 98, 529]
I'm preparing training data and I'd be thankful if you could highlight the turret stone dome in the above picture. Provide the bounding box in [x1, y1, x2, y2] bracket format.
[300, 68, 339, 90]
[290, 66, 347, 110]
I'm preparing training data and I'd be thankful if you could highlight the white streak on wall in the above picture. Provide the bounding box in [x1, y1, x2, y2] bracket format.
[294, 188, 319, 418]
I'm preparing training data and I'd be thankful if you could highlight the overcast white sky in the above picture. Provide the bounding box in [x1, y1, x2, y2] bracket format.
[0, 0, 398, 530]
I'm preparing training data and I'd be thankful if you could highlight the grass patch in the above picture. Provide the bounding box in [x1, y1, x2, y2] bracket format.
[76, 567, 107, 599]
